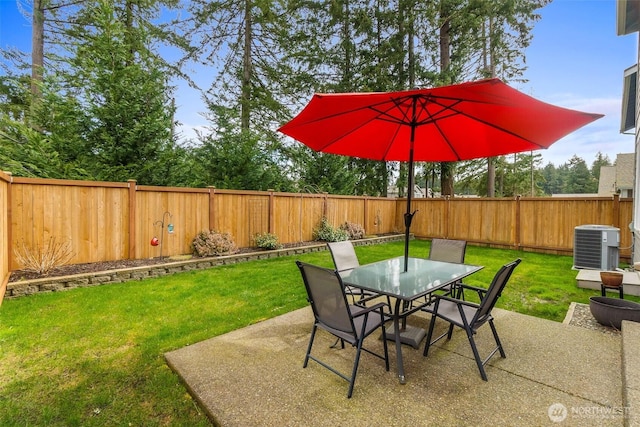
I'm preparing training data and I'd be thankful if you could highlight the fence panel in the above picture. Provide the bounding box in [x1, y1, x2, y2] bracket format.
[10, 179, 129, 269]
[519, 197, 617, 253]
[364, 198, 397, 236]
[326, 196, 365, 228]
[212, 191, 270, 248]
[272, 193, 323, 243]
[409, 198, 447, 238]
[135, 187, 211, 259]
[448, 198, 516, 244]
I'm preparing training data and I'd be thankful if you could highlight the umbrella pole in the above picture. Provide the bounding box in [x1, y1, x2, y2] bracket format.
[403, 144, 416, 273]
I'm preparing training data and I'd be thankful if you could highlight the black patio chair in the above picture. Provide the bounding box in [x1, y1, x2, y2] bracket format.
[409, 238, 468, 311]
[428, 238, 468, 299]
[423, 258, 521, 381]
[327, 241, 379, 304]
[296, 261, 390, 398]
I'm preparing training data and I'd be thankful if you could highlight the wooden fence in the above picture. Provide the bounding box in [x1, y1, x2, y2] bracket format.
[405, 196, 633, 256]
[0, 172, 9, 303]
[4, 176, 400, 271]
[1, 175, 633, 280]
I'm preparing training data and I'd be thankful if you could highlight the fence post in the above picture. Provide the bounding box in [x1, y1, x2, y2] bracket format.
[208, 186, 216, 231]
[4, 171, 14, 278]
[613, 193, 620, 229]
[268, 189, 275, 234]
[5, 172, 13, 271]
[127, 179, 137, 260]
[444, 195, 450, 238]
[363, 195, 369, 234]
[323, 192, 328, 219]
[514, 195, 521, 250]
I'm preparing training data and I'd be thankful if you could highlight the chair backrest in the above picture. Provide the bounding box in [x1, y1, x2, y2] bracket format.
[296, 261, 355, 335]
[429, 238, 467, 264]
[327, 241, 360, 273]
[472, 259, 521, 327]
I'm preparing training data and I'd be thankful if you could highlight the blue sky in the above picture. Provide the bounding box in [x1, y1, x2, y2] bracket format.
[0, 0, 637, 167]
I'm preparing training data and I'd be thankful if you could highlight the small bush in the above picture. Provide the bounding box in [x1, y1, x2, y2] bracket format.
[313, 217, 349, 242]
[339, 221, 365, 240]
[191, 230, 238, 257]
[13, 236, 74, 274]
[254, 232, 283, 250]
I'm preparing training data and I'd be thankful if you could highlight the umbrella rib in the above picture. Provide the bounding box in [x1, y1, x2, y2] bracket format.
[305, 98, 414, 152]
[421, 96, 547, 150]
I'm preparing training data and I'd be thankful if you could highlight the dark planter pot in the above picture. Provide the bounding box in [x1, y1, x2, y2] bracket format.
[589, 296, 640, 330]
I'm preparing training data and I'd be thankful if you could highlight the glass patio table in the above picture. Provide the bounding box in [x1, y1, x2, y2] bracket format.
[341, 256, 483, 384]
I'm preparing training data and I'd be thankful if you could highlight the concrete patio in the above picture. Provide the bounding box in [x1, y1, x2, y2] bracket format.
[165, 307, 640, 427]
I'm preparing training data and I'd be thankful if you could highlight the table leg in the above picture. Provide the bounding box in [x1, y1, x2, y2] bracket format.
[393, 299, 406, 384]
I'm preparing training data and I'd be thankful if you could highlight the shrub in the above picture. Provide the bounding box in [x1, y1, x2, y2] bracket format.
[191, 230, 238, 257]
[254, 232, 283, 250]
[13, 236, 74, 274]
[313, 217, 349, 242]
[339, 221, 365, 240]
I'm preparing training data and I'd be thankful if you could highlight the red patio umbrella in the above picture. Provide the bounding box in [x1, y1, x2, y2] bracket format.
[278, 78, 603, 271]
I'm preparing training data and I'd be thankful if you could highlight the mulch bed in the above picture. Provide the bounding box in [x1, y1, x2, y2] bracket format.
[9, 242, 316, 283]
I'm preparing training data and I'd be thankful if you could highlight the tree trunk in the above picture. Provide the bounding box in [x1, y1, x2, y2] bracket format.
[241, 0, 252, 130]
[439, 4, 454, 196]
[31, 0, 44, 106]
[485, 17, 496, 197]
[488, 157, 495, 197]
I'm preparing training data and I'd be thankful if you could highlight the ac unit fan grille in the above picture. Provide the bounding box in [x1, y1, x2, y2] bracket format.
[574, 229, 603, 269]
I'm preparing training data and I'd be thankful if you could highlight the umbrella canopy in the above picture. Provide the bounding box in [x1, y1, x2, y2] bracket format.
[279, 78, 603, 271]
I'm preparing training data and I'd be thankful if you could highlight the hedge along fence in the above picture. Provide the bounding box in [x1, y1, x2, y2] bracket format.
[2, 174, 633, 275]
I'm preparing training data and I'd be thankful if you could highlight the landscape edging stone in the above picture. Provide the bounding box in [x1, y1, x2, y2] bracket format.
[6, 235, 405, 298]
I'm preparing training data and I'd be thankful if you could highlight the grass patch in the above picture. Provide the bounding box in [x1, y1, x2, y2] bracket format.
[0, 240, 635, 425]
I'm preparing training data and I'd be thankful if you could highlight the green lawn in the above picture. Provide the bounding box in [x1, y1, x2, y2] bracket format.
[0, 240, 632, 425]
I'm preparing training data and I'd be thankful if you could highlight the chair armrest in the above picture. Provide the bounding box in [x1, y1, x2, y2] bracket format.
[433, 294, 481, 309]
[350, 302, 389, 317]
[458, 283, 488, 298]
[356, 293, 385, 305]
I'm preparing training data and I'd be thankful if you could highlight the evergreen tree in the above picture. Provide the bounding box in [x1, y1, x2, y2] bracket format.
[563, 155, 596, 194]
[193, 106, 292, 191]
[64, 0, 176, 184]
[591, 151, 611, 181]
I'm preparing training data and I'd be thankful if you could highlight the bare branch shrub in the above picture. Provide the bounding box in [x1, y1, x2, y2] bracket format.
[13, 237, 75, 274]
[191, 230, 239, 257]
[339, 221, 365, 240]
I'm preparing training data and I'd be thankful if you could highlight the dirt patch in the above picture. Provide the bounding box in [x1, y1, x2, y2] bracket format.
[9, 242, 317, 283]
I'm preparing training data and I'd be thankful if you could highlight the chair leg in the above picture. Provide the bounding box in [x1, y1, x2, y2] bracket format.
[465, 327, 488, 381]
[423, 313, 439, 357]
[304, 325, 318, 368]
[446, 323, 455, 339]
[380, 323, 390, 371]
[330, 337, 346, 349]
[489, 319, 506, 358]
[347, 339, 364, 398]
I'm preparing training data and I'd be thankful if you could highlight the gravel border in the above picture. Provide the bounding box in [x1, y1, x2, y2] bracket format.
[564, 302, 621, 336]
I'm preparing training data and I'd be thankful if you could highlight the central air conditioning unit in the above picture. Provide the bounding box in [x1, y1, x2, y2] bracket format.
[573, 225, 620, 270]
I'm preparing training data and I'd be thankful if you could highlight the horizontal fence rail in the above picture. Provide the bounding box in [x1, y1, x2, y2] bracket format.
[1, 175, 633, 277]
